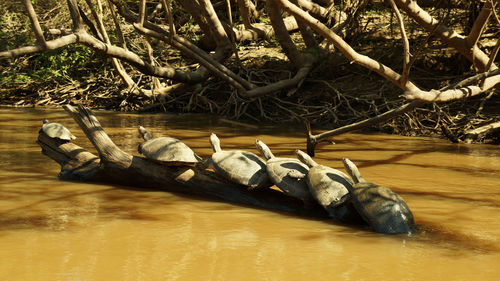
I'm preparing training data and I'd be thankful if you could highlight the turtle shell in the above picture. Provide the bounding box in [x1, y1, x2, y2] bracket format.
[139, 137, 200, 165]
[306, 165, 352, 207]
[265, 157, 314, 202]
[42, 120, 76, 141]
[342, 157, 416, 234]
[306, 165, 364, 223]
[210, 150, 272, 189]
[350, 181, 416, 234]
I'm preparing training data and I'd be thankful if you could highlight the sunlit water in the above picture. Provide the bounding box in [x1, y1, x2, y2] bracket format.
[0, 107, 499, 281]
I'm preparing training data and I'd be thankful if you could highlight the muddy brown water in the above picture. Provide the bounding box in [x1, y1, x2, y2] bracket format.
[0, 107, 499, 280]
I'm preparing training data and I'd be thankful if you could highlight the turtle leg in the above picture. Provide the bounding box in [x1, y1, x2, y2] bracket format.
[287, 170, 306, 179]
[195, 158, 211, 170]
[337, 192, 352, 206]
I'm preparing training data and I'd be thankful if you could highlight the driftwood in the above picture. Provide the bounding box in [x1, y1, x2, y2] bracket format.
[37, 104, 328, 219]
[464, 121, 500, 143]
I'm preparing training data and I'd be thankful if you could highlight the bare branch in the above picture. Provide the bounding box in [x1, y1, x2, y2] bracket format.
[480, 37, 500, 88]
[272, 0, 422, 92]
[161, 0, 176, 42]
[231, 16, 299, 43]
[131, 27, 247, 91]
[464, 121, 500, 143]
[107, 0, 255, 90]
[78, 4, 103, 40]
[85, 0, 136, 90]
[0, 30, 227, 85]
[466, 1, 494, 50]
[225, 0, 244, 67]
[106, 0, 127, 50]
[404, 70, 500, 102]
[66, 0, 84, 31]
[242, 61, 314, 98]
[290, 0, 318, 49]
[297, 0, 331, 19]
[237, 0, 254, 28]
[442, 69, 500, 90]
[388, 0, 410, 86]
[266, 0, 306, 66]
[466, 0, 495, 70]
[492, 0, 500, 24]
[307, 100, 427, 155]
[47, 28, 73, 36]
[176, 0, 216, 43]
[394, 0, 494, 72]
[83, 0, 104, 38]
[197, 0, 232, 48]
[486, 37, 500, 72]
[0, 34, 78, 59]
[138, 0, 147, 25]
[22, 0, 46, 46]
[143, 36, 162, 92]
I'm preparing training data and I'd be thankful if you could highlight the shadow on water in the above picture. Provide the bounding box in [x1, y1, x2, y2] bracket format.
[2, 179, 498, 255]
[315, 145, 500, 179]
[0, 182, 191, 233]
[399, 190, 500, 207]
[409, 219, 500, 255]
[280, 211, 500, 255]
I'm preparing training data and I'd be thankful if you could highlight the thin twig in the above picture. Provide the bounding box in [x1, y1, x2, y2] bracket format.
[22, 0, 46, 46]
[466, 0, 494, 70]
[161, 0, 176, 43]
[225, 0, 244, 68]
[138, 0, 147, 25]
[107, 0, 128, 50]
[388, 0, 410, 86]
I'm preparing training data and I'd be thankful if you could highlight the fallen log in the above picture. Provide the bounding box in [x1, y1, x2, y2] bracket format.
[464, 121, 500, 144]
[37, 104, 328, 219]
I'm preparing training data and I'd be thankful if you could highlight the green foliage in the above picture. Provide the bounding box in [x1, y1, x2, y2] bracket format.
[258, 16, 271, 25]
[0, 16, 31, 51]
[0, 45, 101, 87]
[34, 45, 94, 78]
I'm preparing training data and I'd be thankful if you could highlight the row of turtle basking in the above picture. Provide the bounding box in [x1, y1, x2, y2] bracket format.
[41, 119, 417, 234]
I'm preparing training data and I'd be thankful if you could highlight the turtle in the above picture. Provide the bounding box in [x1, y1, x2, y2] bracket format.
[209, 133, 272, 190]
[342, 157, 417, 234]
[295, 150, 365, 224]
[138, 125, 202, 165]
[255, 139, 315, 203]
[41, 118, 76, 141]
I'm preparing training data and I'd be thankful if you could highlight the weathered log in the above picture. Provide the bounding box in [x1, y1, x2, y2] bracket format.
[464, 121, 500, 144]
[37, 104, 328, 218]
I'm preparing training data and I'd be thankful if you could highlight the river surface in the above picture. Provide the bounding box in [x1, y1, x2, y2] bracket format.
[0, 107, 499, 281]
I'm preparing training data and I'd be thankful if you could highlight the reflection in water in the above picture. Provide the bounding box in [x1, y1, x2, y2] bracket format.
[0, 107, 499, 280]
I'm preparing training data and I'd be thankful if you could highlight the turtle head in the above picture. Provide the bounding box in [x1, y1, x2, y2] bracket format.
[295, 149, 317, 168]
[342, 158, 365, 184]
[138, 125, 153, 141]
[255, 139, 274, 160]
[42, 118, 49, 124]
[209, 133, 222, 152]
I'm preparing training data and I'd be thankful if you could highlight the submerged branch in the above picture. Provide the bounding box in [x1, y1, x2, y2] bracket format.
[306, 100, 426, 156]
